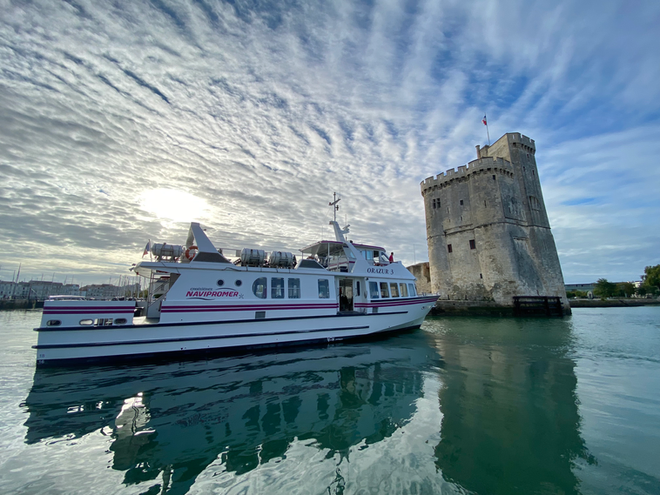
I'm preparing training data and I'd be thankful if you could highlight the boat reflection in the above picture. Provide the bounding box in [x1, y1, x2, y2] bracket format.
[24, 337, 438, 494]
[427, 317, 595, 495]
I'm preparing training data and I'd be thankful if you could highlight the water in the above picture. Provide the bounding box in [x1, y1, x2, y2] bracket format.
[1, 308, 659, 494]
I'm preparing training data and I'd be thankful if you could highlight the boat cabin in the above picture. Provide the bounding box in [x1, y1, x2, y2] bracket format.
[300, 240, 391, 272]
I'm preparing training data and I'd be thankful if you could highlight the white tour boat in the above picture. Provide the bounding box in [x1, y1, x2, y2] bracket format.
[34, 212, 438, 365]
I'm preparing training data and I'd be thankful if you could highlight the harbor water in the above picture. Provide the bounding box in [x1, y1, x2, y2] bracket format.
[0, 308, 658, 494]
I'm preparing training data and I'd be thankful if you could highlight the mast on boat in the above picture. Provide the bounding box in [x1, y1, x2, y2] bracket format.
[329, 192, 340, 223]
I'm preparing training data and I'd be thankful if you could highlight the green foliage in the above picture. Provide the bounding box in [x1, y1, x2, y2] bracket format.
[641, 264, 660, 294]
[566, 290, 588, 299]
[616, 282, 635, 298]
[593, 278, 617, 299]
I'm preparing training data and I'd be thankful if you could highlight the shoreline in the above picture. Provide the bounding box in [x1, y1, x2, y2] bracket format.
[569, 298, 660, 308]
[0, 300, 43, 311]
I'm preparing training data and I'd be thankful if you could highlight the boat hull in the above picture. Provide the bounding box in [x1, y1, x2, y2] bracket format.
[34, 297, 438, 365]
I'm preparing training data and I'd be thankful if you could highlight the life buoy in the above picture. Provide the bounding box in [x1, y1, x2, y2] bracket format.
[185, 245, 198, 261]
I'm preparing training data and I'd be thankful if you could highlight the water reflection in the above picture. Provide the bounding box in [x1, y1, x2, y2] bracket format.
[426, 317, 595, 495]
[24, 338, 438, 494]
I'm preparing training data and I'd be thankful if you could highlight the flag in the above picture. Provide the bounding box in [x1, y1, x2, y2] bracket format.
[482, 115, 487, 126]
[143, 240, 151, 258]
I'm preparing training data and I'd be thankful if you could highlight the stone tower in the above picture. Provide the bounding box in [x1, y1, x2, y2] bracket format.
[420, 132, 569, 313]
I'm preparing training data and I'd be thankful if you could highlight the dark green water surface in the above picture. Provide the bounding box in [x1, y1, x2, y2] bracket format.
[0, 308, 658, 494]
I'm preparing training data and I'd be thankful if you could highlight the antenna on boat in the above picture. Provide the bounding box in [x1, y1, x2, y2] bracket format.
[329, 192, 340, 223]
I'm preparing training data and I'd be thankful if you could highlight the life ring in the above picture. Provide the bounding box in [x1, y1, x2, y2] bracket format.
[185, 245, 198, 261]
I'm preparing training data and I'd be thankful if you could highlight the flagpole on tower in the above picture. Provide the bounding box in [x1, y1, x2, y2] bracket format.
[483, 113, 490, 145]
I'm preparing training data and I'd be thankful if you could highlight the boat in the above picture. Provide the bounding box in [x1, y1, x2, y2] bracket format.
[34, 206, 438, 365]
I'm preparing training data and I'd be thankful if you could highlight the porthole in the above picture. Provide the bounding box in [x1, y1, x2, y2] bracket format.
[217, 279, 225, 287]
[235, 280, 242, 287]
[46, 320, 61, 327]
[79, 319, 93, 326]
[114, 318, 127, 325]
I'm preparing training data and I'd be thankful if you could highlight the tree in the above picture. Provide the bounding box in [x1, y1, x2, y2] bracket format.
[566, 290, 587, 299]
[641, 264, 660, 294]
[616, 282, 635, 298]
[593, 278, 617, 299]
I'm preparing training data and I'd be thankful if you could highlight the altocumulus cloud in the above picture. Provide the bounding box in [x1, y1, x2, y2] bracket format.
[0, 0, 659, 284]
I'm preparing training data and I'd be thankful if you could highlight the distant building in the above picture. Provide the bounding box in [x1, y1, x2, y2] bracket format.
[564, 283, 595, 293]
[407, 262, 432, 294]
[420, 132, 570, 314]
[80, 283, 140, 299]
[0, 280, 16, 299]
[0, 280, 80, 300]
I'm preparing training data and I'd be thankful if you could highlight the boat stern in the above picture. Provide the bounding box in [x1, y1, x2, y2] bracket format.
[39, 300, 136, 329]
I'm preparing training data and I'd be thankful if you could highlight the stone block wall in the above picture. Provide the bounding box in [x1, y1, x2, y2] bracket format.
[420, 133, 570, 314]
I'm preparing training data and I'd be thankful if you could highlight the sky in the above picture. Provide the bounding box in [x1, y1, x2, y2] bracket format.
[1, 0, 659, 286]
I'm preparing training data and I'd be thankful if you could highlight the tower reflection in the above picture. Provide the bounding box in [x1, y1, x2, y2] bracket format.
[429, 317, 595, 495]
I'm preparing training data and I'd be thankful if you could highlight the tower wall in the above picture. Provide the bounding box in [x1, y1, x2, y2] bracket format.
[421, 133, 569, 313]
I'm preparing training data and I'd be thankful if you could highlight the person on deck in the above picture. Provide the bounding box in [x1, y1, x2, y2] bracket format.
[389, 252, 394, 263]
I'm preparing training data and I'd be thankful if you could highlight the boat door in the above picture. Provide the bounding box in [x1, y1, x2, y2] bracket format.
[354, 278, 367, 313]
[338, 278, 354, 312]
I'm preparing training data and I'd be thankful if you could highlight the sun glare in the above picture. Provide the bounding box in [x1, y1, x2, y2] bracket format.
[140, 188, 209, 222]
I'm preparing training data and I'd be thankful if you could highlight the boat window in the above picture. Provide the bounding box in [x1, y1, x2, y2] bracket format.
[46, 320, 61, 327]
[379, 282, 389, 298]
[252, 277, 267, 299]
[79, 319, 93, 326]
[288, 278, 301, 298]
[114, 318, 127, 325]
[298, 259, 325, 269]
[356, 281, 360, 296]
[318, 279, 330, 298]
[408, 283, 417, 296]
[399, 283, 408, 297]
[390, 283, 399, 297]
[369, 282, 379, 299]
[271, 278, 285, 298]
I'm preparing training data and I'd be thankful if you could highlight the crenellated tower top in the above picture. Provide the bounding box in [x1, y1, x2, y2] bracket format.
[420, 156, 513, 196]
[477, 132, 535, 160]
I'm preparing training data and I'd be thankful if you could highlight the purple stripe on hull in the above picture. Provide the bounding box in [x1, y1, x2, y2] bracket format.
[44, 306, 134, 310]
[162, 303, 339, 313]
[43, 308, 135, 314]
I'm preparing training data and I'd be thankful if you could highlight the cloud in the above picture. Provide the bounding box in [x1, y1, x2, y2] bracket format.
[0, 0, 658, 285]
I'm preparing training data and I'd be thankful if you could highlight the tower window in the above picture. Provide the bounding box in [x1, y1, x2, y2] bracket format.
[459, 200, 464, 206]
[492, 175, 496, 180]
[529, 196, 541, 211]
[469, 240, 476, 250]
[447, 244, 453, 253]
